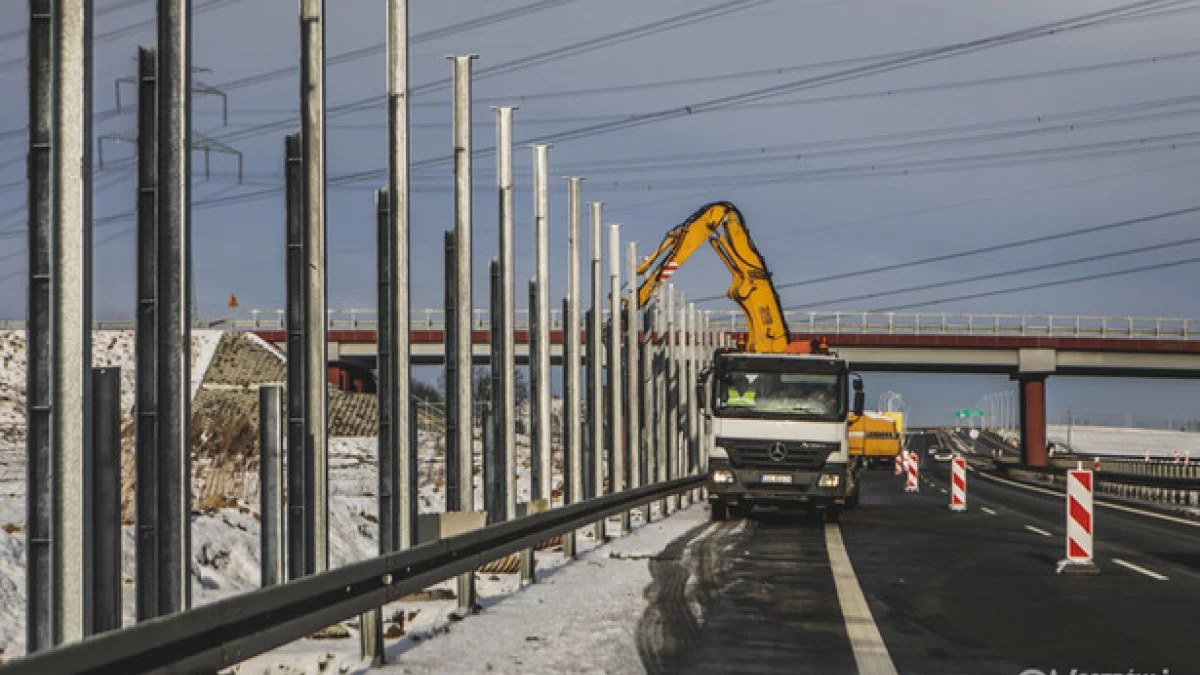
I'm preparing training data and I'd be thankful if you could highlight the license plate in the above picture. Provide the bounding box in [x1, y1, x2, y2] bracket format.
[760, 473, 793, 484]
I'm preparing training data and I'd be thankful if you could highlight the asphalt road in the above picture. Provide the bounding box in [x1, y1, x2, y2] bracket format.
[639, 432, 1200, 674]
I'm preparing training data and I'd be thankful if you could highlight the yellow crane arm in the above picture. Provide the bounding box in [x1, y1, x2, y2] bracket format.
[634, 201, 790, 353]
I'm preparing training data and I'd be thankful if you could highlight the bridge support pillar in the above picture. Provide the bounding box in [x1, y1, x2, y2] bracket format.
[1019, 375, 1048, 468]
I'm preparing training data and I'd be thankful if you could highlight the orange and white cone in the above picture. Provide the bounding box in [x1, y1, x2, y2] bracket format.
[905, 451, 919, 493]
[949, 456, 967, 511]
[1057, 468, 1099, 575]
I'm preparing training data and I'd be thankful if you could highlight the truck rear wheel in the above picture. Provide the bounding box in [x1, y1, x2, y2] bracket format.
[710, 500, 728, 521]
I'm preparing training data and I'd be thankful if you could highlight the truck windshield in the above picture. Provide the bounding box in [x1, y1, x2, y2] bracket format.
[717, 369, 844, 421]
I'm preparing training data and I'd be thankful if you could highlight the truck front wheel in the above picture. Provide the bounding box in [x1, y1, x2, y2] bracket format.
[710, 500, 728, 521]
[824, 504, 843, 524]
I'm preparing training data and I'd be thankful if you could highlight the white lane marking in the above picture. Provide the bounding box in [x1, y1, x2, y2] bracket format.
[938, 488, 947, 494]
[825, 524, 899, 675]
[975, 468, 1200, 529]
[1112, 558, 1169, 581]
[981, 507, 998, 515]
[1024, 525, 1053, 537]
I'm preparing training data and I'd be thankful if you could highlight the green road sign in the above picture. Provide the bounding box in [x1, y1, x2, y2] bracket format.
[973, 410, 986, 417]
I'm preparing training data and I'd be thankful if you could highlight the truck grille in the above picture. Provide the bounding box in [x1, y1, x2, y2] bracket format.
[724, 440, 838, 470]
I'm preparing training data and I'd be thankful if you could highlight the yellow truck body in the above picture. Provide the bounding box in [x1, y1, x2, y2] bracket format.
[848, 412, 902, 457]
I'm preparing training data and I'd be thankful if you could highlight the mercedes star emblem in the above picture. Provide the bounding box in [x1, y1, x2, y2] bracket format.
[768, 442, 788, 462]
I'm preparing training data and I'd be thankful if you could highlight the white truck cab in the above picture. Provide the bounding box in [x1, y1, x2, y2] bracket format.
[706, 351, 864, 522]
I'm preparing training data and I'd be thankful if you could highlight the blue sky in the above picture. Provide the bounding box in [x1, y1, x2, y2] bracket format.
[2, 0, 1200, 426]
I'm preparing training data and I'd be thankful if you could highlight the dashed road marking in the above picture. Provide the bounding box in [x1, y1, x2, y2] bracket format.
[939, 488, 947, 494]
[974, 468, 1200, 529]
[1024, 525, 1053, 537]
[981, 507, 998, 515]
[1113, 558, 1169, 581]
[825, 524, 899, 675]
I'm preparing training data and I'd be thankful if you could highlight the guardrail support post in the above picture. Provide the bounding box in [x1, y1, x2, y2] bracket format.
[92, 367, 121, 635]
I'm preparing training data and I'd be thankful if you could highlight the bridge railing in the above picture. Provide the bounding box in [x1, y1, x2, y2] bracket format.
[3, 309, 1197, 340]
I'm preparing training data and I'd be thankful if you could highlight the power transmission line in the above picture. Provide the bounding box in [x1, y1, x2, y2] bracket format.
[870, 256, 1200, 312]
[695, 205, 1200, 302]
[788, 235, 1200, 309]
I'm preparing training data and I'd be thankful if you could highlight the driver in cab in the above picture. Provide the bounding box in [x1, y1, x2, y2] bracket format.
[726, 372, 757, 406]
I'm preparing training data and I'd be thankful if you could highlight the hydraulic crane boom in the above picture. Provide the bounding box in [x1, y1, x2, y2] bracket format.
[635, 201, 790, 353]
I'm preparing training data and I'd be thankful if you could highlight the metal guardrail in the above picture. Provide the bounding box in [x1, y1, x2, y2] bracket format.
[2, 474, 706, 675]
[3, 309, 1198, 340]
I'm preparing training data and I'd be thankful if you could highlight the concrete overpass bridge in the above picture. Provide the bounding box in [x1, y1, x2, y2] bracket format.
[217, 308, 1200, 468]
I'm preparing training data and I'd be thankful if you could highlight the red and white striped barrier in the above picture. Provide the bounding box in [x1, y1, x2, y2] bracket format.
[661, 261, 680, 280]
[1144, 449, 1150, 463]
[905, 451, 919, 492]
[894, 452, 903, 475]
[1174, 450, 1181, 463]
[1093, 456, 1101, 472]
[949, 456, 967, 511]
[1057, 468, 1099, 575]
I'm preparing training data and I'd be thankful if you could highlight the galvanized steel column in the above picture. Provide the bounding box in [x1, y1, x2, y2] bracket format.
[156, 0, 192, 611]
[91, 367, 121, 635]
[494, 107, 517, 523]
[666, 285, 677, 505]
[563, 177, 583, 558]
[299, 0, 328, 576]
[625, 243, 641, 519]
[449, 54, 477, 611]
[589, 203, 605, 541]
[608, 224, 625, 534]
[449, 55, 476, 516]
[385, 0, 414, 555]
[688, 303, 698, 477]
[532, 144, 551, 504]
[133, 44, 159, 623]
[283, 133, 305, 583]
[259, 386, 284, 588]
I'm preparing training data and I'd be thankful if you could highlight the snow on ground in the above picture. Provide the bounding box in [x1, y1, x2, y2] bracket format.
[222, 501, 706, 675]
[1045, 425, 1200, 457]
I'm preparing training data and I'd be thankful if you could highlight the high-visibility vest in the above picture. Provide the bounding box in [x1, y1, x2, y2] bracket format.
[726, 387, 756, 406]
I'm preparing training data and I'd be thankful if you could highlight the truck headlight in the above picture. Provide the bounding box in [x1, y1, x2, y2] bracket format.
[712, 470, 735, 484]
[818, 474, 840, 488]
[709, 446, 728, 460]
